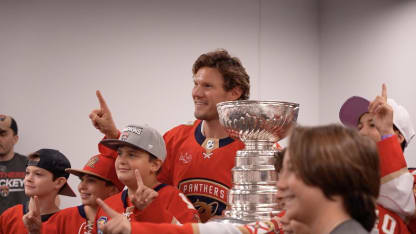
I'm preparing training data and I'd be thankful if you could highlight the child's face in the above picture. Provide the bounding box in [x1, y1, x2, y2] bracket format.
[115, 146, 153, 188]
[357, 113, 381, 142]
[24, 166, 57, 197]
[276, 150, 328, 224]
[77, 174, 115, 207]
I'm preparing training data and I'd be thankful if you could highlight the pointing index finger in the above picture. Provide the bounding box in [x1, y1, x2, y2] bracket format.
[97, 198, 120, 218]
[381, 83, 387, 100]
[33, 196, 40, 217]
[135, 169, 144, 187]
[96, 90, 110, 112]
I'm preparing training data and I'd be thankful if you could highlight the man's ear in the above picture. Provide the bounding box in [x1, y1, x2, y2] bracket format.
[228, 86, 243, 101]
[12, 134, 19, 145]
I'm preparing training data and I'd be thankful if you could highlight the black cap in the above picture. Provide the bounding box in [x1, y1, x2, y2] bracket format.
[27, 149, 76, 197]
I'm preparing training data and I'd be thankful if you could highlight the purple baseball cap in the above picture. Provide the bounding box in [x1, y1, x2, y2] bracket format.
[339, 96, 370, 128]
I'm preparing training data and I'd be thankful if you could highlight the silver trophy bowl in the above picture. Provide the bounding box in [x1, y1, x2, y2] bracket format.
[210, 100, 299, 224]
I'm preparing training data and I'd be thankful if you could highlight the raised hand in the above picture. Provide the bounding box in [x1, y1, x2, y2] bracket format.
[131, 169, 159, 211]
[96, 198, 131, 234]
[89, 90, 119, 139]
[368, 84, 395, 136]
[22, 196, 42, 234]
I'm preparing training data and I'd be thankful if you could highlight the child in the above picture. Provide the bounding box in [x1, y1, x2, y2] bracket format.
[36, 153, 124, 234]
[0, 148, 75, 233]
[340, 84, 414, 233]
[96, 124, 199, 232]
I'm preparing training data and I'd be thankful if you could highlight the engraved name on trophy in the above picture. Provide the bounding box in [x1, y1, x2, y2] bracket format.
[211, 100, 299, 224]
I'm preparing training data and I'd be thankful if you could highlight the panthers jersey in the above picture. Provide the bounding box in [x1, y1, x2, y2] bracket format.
[43, 205, 95, 234]
[96, 184, 199, 232]
[377, 135, 415, 218]
[0, 204, 56, 234]
[375, 205, 410, 234]
[158, 120, 245, 222]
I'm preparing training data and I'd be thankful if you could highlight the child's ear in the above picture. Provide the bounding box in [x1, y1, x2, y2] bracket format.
[54, 177, 67, 191]
[150, 159, 162, 174]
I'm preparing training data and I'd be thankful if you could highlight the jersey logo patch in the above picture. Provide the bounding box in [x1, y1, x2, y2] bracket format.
[194, 199, 219, 222]
[179, 152, 192, 164]
[178, 178, 229, 222]
[0, 185, 9, 197]
[97, 216, 108, 234]
[203, 152, 212, 159]
[202, 138, 219, 152]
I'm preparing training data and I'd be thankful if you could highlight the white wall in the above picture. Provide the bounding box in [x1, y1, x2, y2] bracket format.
[0, 0, 319, 208]
[320, 0, 416, 166]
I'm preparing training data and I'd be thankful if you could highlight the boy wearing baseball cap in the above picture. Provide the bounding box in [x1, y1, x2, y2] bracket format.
[0, 148, 75, 233]
[339, 84, 415, 233]
[96, 124, 199, 232]
[26, 153, 124, 234]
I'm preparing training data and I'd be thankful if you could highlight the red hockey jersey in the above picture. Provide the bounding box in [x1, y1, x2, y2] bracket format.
[42, 205, 96, 234]
[377, 135, 415, 218]
[376, 205, 410, 234]
[158, 120, 245, 222]
[96, 184, 199, 231]
[0, 204, 56, 234]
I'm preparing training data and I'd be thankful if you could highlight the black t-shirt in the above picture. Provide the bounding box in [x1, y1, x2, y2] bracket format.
[0, 153, 28, 214]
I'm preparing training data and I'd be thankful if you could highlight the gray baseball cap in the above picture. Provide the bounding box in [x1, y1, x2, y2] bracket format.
[100, 124, 167, 161]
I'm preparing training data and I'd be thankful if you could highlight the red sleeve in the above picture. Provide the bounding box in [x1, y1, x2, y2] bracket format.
[131, 222, 195, 234]
[378, 135, 407, 178]
[376, 135, 415, 218]
[157, 131, 175, 185]
[98, 131, 120, 159]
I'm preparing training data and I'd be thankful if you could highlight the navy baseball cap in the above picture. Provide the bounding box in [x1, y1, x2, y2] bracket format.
[27, 148, 76, 197]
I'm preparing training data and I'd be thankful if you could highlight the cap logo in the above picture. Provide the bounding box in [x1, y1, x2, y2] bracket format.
[86, 156, 99, 168]
[27, 160, 40, 167]
[123, 126, 143, 136]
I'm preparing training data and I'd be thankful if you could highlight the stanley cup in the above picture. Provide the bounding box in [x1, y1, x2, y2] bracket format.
[212, 100, 299, 224]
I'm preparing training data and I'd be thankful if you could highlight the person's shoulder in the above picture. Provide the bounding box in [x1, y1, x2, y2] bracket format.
[55, 206, 79, 216]
[1, 204, 23, 218]
[331, 219, 368, 234]
[158, 184, 179, 192]
[156, 184, 184, 197]
[46, 206, 78, 223]
[104, 190, 123, 203]
[13, 153, 28, 161]
[165, 120, 199, 134]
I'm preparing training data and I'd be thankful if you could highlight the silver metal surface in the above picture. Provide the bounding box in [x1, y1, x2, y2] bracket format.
[212, 100, 299, 224]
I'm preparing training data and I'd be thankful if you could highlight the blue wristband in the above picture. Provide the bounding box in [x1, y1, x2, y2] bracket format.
[381, 134, 394, 140]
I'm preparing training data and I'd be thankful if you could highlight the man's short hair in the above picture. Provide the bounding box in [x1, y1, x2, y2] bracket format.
[10, 117, 18, 135]
[287, 124, 380, 232]
[0, 115, 18, 135]
[192, 49, 250, 100]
